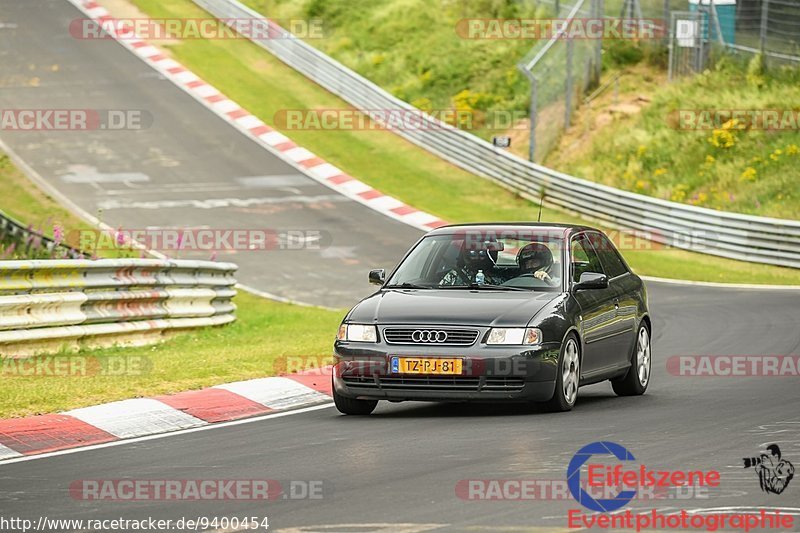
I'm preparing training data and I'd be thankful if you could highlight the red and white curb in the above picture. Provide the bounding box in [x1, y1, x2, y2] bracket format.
[68, 0, 448, 232]
[0, 369, 332, 460]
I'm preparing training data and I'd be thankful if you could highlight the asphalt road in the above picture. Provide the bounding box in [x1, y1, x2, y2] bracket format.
[1, 283, 799, 532]
[0, 0, 420, 308]
[1, 1, 799, 532]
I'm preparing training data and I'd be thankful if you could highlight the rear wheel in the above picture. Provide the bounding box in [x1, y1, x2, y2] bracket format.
[333, 387, 378, 415]
[612, 323, 651, 396]
[547, 334, 580, 412]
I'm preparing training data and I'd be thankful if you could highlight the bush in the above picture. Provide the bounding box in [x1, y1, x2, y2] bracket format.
[603, 40, 645, 67]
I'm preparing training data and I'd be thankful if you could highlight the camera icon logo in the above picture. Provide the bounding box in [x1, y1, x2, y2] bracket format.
[743, 444, 794, 495]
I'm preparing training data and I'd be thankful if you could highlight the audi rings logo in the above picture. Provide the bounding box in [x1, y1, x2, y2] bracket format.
[411, 330, 448, 343]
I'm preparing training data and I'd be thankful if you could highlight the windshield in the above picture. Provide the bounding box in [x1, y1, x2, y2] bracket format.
[386, 229, 565, 291]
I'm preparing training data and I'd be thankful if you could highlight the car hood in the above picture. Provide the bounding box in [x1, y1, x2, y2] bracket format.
[347, 289, 561, 327]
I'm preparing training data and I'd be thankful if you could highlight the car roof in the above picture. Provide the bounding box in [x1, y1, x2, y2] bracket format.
[426, 222, 602, 237]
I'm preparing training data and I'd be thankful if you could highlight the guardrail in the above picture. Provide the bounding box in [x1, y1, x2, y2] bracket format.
[194, 0, 800, 269]
[0, 259, 237, 356]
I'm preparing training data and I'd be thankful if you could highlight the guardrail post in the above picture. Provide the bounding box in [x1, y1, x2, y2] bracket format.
[565, 38, 574, 130]
[529, 76, 538, 163]
[760, 0, 770, 65]
[594, 0, 604, 86]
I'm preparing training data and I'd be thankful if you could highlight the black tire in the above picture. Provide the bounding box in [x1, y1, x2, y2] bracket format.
[611, 322, 651, 396]
[546, 333, 581, 412]
[333, 387, 378, 415]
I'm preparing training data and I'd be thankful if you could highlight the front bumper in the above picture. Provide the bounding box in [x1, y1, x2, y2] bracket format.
[333, 339, 562, 402]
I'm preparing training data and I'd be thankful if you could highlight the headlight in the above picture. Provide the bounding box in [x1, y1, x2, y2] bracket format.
[486, 327, 542, 345]
[337, 323, 378, 343]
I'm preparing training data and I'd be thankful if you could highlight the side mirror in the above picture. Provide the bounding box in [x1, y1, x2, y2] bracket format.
[573, 272, 608, 291]
[368, 268, 386, 285]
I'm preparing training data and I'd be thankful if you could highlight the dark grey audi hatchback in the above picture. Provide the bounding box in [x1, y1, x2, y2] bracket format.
[333, 224, 652, 414]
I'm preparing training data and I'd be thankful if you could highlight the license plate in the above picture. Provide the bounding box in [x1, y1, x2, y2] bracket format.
[391, 357, 463, 375]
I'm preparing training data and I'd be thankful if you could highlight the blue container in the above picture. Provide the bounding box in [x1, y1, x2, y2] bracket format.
[689, 0, 737, 45]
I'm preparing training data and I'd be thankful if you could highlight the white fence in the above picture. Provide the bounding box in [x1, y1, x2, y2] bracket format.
[193, 0, 800, 269]
[0, 259, 237, 356]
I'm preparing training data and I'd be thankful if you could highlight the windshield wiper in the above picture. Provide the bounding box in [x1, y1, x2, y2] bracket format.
[439, 284, 528, 291]
[384, 282, 432, 289]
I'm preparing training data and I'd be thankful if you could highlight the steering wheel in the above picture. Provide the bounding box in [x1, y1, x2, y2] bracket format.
[502, 273, 554, 288]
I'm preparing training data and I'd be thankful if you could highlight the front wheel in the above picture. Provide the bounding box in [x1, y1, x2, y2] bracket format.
[612, 323, 651, 396]
[546, 334, 580, 412]
[333, 386, 378, 415]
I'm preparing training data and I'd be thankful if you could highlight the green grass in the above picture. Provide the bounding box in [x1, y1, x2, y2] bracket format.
[0, 291, 341, 418]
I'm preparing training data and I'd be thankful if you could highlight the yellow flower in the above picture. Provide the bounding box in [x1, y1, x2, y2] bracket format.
[637, 145, 647, 157]
[786, 144, 799, 155]
[721, 118, 740, 130]
[705, 155, 715, 164]
[740, 167, 757, 182]
[653, 168, 667, 176]
[708, 129, 735, 149]
[635, 179, 649, 190]
[670, 184, 689, 202]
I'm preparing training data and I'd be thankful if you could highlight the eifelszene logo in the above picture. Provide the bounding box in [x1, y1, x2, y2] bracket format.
[743, 444, 795, 495]
[567, 441, 720, 512]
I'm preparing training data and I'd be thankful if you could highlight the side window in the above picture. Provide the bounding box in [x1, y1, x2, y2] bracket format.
[570, 234, 605, 283]
[588, 232, 629, 279]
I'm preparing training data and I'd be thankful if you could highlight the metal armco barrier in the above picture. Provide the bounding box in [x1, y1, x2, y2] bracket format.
[193, 0, 800, 269]
[0, 259, 237, 356]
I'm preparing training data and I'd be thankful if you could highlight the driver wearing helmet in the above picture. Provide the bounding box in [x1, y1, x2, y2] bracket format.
[517, 242, 557, 285]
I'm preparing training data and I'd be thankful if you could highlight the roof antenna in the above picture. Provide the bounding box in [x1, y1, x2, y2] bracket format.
[537, 186, 545, 222]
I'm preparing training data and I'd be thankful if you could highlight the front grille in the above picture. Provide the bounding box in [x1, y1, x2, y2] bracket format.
[342, 375, 524, 393]
[483, 377, 525, 392]
[383, 328, 479, 346]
